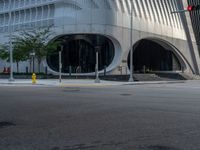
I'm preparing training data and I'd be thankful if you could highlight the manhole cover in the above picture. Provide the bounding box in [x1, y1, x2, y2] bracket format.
[0, 121, 16, 128]
[120, 93, 132, 96]
[63, 88, 80, 92]
[144, 145, 180, 150]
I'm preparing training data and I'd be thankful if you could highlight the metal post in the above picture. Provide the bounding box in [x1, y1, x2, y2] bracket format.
[95, 47, 100, 83]
[45, 66, 48, 79]
[59, 45, 63, 83]
[69, 66, 72, 77]
[59, 50, 62, 83]
[104, 65, 106, 76]
[129, 2, 134, 82]
[8, 0, 14, 82]
[33, 56, 35, 73]
[26, 66, 28, 74]
[30, 51, 35, 73]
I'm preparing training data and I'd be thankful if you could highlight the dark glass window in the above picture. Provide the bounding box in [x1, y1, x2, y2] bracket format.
[128, 39, 181, 72]
[47, 34, 115, 73]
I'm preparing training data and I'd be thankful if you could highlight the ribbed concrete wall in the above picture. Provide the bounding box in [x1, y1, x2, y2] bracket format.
[0, 0, 199, 75]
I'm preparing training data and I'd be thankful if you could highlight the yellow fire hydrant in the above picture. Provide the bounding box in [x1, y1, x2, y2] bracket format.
[32, 73, 37, 84]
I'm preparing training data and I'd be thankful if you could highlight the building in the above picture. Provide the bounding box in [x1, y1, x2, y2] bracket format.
[0, 0, 200, 76]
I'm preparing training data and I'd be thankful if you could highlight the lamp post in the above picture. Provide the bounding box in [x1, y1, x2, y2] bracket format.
[95, 46, 100, 83]
[29, 51, 35, 73]
[129, 2, 134, 82]
[8, 0, 14, 81]
[59, 45, 63, 83]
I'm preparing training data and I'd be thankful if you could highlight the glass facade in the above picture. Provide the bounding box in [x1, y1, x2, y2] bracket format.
[47, 34, 115, 73]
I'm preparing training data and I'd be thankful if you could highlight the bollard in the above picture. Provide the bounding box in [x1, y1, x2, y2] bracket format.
[3, 67, 6, 74]
[45, 67, 48, 79]
[143, 65, 146, 74]
[69, 66, 72, 77]
[26, 67, 28, 74]
[104, 66, 106, 76]
[32, 73, 37, 84]
[7, 67, 10, 74]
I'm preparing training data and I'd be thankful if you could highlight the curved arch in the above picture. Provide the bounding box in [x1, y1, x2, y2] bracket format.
[128, 37, 192, 73]
[68, 35, 93, 45]
[63, 0, 82, 10]
[145, 37, 194, 73]
[46, 34, 117, 74]
[45, 33, 123, 75]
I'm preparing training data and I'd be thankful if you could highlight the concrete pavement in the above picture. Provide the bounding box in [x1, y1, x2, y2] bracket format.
[1, 82, 200, 150]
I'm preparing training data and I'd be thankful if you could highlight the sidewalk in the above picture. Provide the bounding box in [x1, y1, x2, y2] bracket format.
[0, 79, 186, 87]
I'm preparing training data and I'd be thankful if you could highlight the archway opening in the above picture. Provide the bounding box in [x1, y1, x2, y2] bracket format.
[47, 34, 115, 73]
[128, 39, 182, 72]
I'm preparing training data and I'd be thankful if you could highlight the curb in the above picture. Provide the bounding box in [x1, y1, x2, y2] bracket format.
[122, 81, 186, 86]
[0, 80, 186, 87]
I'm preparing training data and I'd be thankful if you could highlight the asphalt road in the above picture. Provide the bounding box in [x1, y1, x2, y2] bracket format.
[0, 81, 200, 150]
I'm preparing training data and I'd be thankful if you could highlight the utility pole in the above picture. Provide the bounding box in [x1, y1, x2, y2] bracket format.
[59, 45, 63, 83]
[8, 0, 14, 82]
[29, 51, 35, 73]
[95, 46, 100, 83]
[129, 2, 134, 82]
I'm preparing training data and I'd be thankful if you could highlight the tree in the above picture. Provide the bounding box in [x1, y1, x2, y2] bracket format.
[0, 45, 9, 62]
[0, 42, 29, 73]
[13, 42, 28, 73]
[14, 27, 59, 73]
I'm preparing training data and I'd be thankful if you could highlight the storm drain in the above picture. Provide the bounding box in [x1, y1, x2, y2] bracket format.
[0, 121, 16, 128]
[120, 93, 132, 96]
[143, 145, 180, 150]
[63, 88, 80, 93]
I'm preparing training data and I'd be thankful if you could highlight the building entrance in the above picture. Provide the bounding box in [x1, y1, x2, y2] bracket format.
[128, 39, 182, 72]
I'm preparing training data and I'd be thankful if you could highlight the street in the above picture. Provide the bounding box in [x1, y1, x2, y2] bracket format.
[0, 81, 200, 150]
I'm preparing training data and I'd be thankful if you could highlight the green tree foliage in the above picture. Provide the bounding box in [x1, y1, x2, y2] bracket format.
[0, 42, 29, 73]
[13, 41, 28, 73]
[0, 45, 9, 61]
[0, 27, 59, 73]
[14, 27, 59, 73]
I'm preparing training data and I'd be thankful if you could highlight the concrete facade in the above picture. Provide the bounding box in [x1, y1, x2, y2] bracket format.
[0, 0, 199, 75]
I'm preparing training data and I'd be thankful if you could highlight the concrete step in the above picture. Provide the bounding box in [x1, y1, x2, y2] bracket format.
[154, 73, 187, 81]
[102, 73, 188, 81]
[133, 74, 161, 81]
